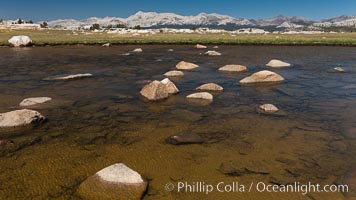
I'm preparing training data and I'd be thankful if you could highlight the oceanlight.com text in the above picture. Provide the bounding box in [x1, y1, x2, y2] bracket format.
[165, 181, 349, 195]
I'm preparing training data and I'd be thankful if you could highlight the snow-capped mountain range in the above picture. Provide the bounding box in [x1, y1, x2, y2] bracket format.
[31, 11, 356, 30]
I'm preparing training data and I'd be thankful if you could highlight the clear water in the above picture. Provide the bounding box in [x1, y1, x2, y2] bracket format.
[0, 45, 355, 199]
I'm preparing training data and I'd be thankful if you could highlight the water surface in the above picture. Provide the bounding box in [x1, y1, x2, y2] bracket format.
[0, 45, 355, 199]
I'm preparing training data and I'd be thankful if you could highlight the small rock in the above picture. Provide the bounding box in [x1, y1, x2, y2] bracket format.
[219, 65, 247, 72]
[176, 61, 199, 70]
[269, 175, 295, 185]
[334, 67, 345, 73]
[345, 127, 356, 139]
[342, 168, 356, 197]
[196, 83, 223, 91]
[102, 43, 111, 47]
[0, 139, 14, 146]
[219, 162, 243, 176]
[19, 97, 52, 106]
[77, 163, 147, 200]
[275, 157, 297, 165]
[195, 44, 207, 49]
[0, 109, 46, 128]
[258, 104, 279, 114]
[164, 70, 184, 77]
[240, 70, 284, 84]
[205, 50, 221, 56]
[122, 53, 131, 56]
[186, 92, 213, 101]
[132, 48, 143, 52]
[140, 81, 169, 101]
[161, 78, 179, 94]
[166, 133, 204, 145]
[285, 168, 303, 177]
[213, 46, 219, 49]
[328, 141, 348, 152]
[167, 49, 174, 52]
[266, 59, 291, 68]
[49, 73, 93, 80]
[8, 35, 32, 47]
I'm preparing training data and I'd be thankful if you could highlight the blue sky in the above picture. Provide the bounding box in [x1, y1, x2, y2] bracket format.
[1, 0, 355, 21]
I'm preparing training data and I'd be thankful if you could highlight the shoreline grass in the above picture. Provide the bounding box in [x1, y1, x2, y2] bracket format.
[1, 30, 356, 46]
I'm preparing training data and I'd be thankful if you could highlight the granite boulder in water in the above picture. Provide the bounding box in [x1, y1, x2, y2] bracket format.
[8, 35, 32, 47]
[0, 109, 46, 128]
[240, 70, 284, 84]
[77, 163, 147, 200]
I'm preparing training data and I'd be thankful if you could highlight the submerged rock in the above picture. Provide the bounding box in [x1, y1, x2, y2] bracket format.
[240, 70, 284, 84]
[195, 44, 207, 49]
[77, 163, 147, 200]
[266, 59, 291, 68]
[196, 83, 223, 91]
[342, 168, 356, 197]
[186, 92, 213, 101]
[176, 61, 199, 70]
[0, 109, 46, 128]
[8, 35, 32, 47]
[140, 81, 169, 101]
[0, 139, 14, 147]
[219, 162, 244, 176]
[219, 65, 247, 72]
[132, 48, 143, 53]
[213, 46, 219, 49]
[161, 78, 179, 94]
[344, 127, 356, 139]
[258, 104, 279, 114]
[166, 133, 204, 145]
[164, 70, 184, 77]
[205, 50, 221, 56]
[334, 67, 345, 73]
[19, 97, 52, 106]
[167, 49, 174, 52]
[102, 43, 111, 47]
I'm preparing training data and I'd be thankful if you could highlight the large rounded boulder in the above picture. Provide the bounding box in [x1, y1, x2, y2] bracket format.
[164, 70, 184, 77]
[266, 59, 291, 68]
[240, 70, 284, 84]
[0, 109, 46, 128]
[140, 79, 179, 101]
[186, 92, 213, 101]
[140, 80, 169, 101]
[77, 163, 147, 200]
[8, 35, 32, 47]
[219, 65, 247, 72]
[196, 83, 223, 91]
[176, 61, 199, 70]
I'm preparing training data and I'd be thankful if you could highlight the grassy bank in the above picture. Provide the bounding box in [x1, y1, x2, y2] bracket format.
[1, 29, 356, 46]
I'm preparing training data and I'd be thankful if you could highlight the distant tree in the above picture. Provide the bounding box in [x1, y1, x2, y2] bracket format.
[0, 19, 3, 24]
[17, 18, 24, 24]
[26, 20, 33, 24]
[40, 21, 48, 28]
[90, 23, 100, 30]
[107, 24, 113, 29]
[191, 27, 197, 31]
[116, 24, 126, 28]
[133, 25, 141, 30]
